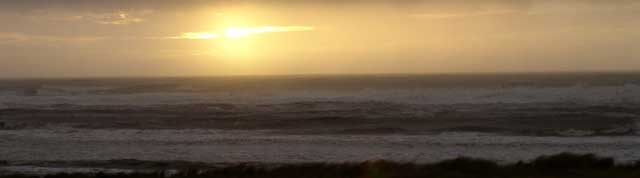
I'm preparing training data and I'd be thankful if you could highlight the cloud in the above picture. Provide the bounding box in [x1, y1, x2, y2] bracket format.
[0, 33, 28, 43]
[27, 10, 152, 25]
[172, 32, 220, 40]
[410, 9, 521, 19]
[0, 0, 638, 10]
[224, 26, 315, 38]
[88, 11, 149, 25]
[0, 32, 110, 44]
[407, 0, 640, 20]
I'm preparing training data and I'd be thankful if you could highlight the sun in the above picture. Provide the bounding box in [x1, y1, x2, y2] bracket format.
[224, 28, 252, 38]
[177, 26, 314, 40]
[176, 26, 315, 59]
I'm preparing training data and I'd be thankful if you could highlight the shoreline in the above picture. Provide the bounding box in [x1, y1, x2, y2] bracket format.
[2, 128, 640, 164]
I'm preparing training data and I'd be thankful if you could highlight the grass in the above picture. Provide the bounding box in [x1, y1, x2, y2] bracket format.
[2, 153, 640, 178]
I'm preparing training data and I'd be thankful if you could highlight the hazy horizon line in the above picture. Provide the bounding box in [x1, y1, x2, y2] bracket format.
[3, 69, 640, 81]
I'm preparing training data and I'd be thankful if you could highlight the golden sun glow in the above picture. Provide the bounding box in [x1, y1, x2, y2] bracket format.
[224, 28, 253, 38]
[179, 32, 219, 39]
[174, 26, 314, 60]
[224, 26, 314, 38]
[177, 26, 314, 40]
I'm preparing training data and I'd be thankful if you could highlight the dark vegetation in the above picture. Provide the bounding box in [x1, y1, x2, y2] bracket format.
[3, 153, 640, 178]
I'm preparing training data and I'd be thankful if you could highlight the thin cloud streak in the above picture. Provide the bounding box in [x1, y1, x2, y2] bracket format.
[410, 9, 522, 19]
[26, 10, 152, 25]
[171, 26, 315, 40]
[172, 32, 220, 40]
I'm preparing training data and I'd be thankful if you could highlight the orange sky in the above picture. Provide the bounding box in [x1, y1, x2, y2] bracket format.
[1, 0, 639, 78]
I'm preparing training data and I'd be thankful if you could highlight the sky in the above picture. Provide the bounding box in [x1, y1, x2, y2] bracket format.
[1, 0, 639, 78]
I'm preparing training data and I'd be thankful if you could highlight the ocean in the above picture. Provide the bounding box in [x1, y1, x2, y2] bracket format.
[1, 72, 640, 173]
